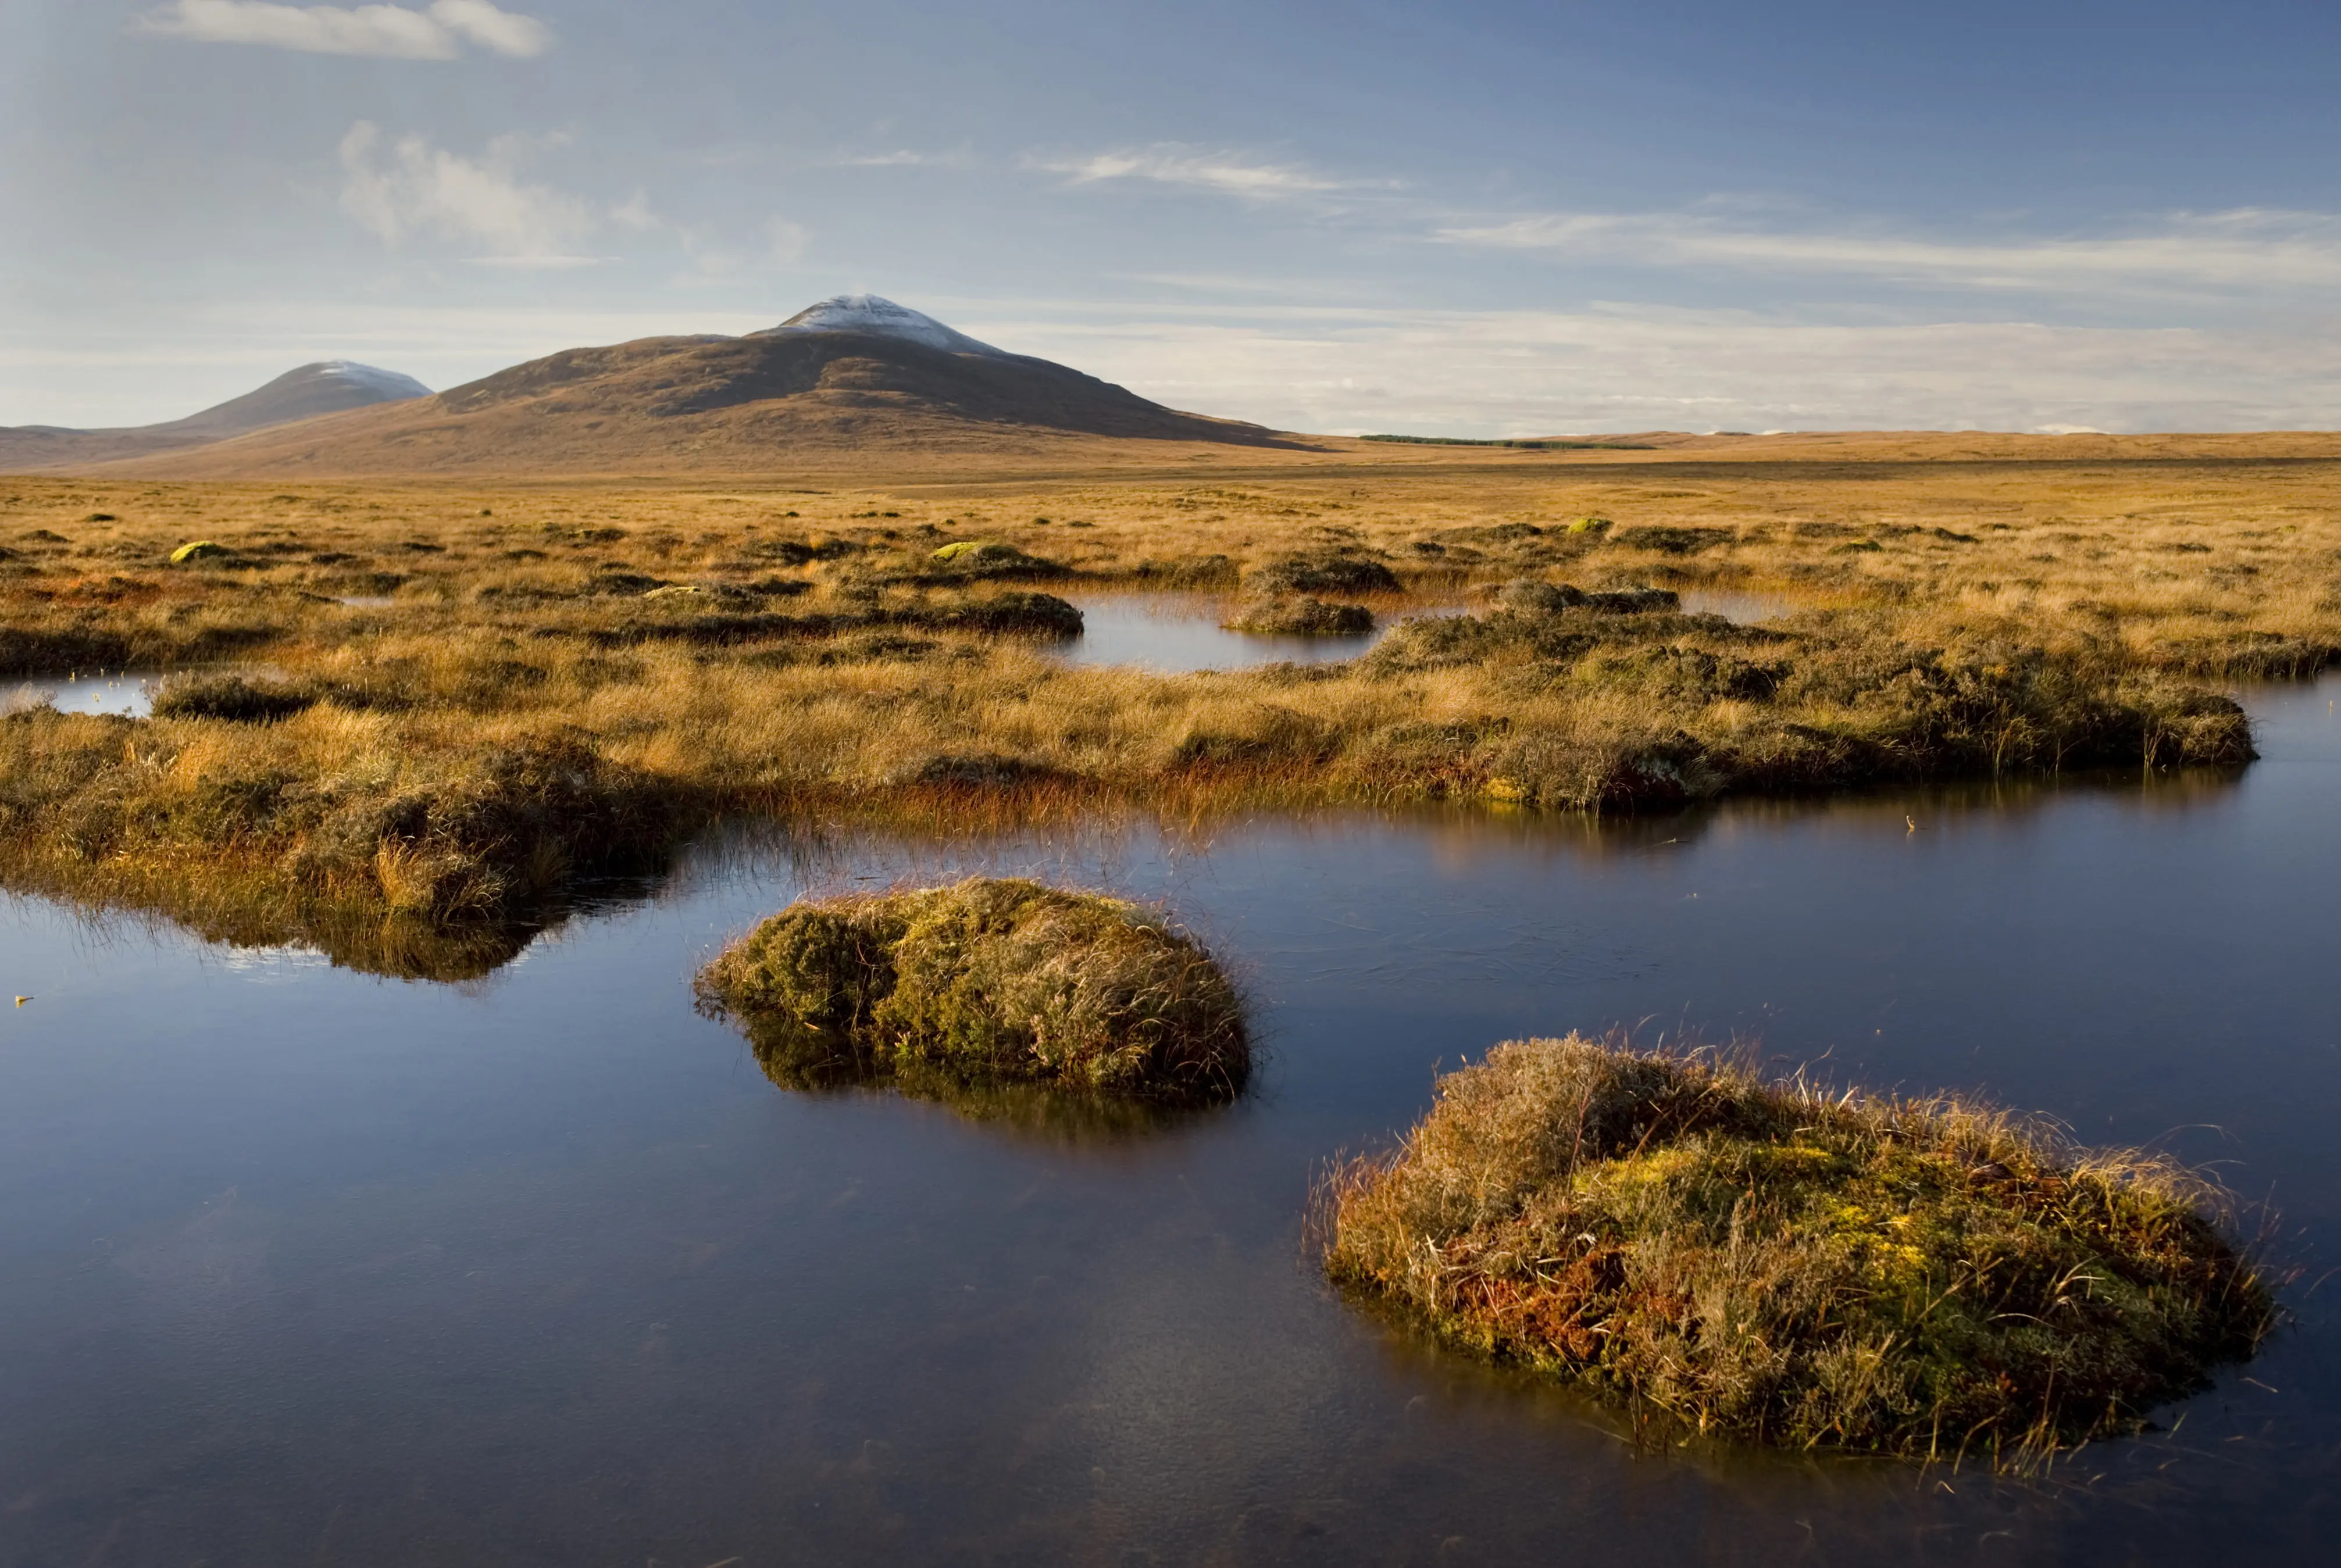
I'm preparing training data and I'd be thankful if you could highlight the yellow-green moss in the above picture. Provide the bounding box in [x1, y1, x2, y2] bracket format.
[1323, 1035, 2273, 1467]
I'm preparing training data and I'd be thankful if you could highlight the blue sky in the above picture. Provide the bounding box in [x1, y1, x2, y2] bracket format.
[5, 0, 2340, 433]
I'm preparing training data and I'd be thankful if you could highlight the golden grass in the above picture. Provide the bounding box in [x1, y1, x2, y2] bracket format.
[0, 448, 2331, 971]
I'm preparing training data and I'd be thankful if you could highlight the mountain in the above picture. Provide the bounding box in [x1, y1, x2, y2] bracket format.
[44, 297, 1308, 478]
[0, 361, 432, 470]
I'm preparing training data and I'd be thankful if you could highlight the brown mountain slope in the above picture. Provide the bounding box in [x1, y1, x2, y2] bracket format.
[0, 361, 430, 472]
[84, 328, 1312, 479]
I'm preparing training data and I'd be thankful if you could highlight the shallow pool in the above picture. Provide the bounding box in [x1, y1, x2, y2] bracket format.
[2, 679, 2336, 1563]
[1, 668, 164, 717]
[1051, 591, 1396, 671]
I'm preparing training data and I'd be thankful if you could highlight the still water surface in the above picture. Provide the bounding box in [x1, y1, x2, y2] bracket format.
[1053, 591, 1393, 671]
[1055, 589, 1796, 674]
[0, 669, 163, 717]
[2, 680, 2338, 1565]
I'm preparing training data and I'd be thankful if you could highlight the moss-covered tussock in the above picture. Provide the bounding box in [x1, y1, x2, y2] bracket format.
[697, 877, 1250, 1104]
[1222, 595, 1375, 637]
[1325, 1035, 2272, 1466]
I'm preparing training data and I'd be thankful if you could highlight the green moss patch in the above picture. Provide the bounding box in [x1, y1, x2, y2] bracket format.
[1324, 1035, 2272, 1466]
[697, 877, 1250, 1105]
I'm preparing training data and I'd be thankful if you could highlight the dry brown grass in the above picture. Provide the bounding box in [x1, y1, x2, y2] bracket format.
[0, 447, 2330, 970]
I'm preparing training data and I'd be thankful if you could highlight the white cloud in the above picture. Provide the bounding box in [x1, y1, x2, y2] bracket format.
[1032, 144, 1363, 202]
[838, 151, 948, 168]
[1437, 207, 2341, 298]
[425, 0, 551, 56]
[137, 1, 552, 60]
[338, 122, 594, 263]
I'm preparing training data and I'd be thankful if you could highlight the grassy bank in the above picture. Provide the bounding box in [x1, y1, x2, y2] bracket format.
[698, 877, 1250, 1106]
[0, 459, 2326, 968]
[1323, 1035, 2274, 1467]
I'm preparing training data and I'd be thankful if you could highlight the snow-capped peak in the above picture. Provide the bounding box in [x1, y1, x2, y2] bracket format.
[757, 295, 1006, 357]
[311, 361, 433, 400]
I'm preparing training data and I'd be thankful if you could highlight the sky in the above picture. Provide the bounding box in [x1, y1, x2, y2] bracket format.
[5, 0, 2341, 434]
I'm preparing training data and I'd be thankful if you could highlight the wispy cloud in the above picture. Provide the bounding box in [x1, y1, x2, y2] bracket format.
[338, 122, 593, 264]
[1437, 207, 2341, 297]
[938, 302, 2341, 436]
[137, 1, 552, 60]
[1030, 144, 1369, 202]
[834, 149, 979, 169]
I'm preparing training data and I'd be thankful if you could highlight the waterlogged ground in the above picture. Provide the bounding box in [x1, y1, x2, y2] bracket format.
[1050, 587, 1798, 675]
[2, 678, 2338, 1565]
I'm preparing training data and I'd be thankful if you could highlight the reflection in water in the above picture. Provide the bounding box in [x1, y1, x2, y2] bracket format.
[1678, 586, 1806, 624]
[1054, 591, 1419, 672]
[0, 677, 2336, 1563]
[750, 1045, 1231, 1145]
[1, 667, 165, 716]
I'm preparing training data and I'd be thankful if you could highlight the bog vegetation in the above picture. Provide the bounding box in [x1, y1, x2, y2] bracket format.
[1322, 1034, 2274, 1467]
[696, 876, 1250, 1108]
[0, 448, 2332, 972]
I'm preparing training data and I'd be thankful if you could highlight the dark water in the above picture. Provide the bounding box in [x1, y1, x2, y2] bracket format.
[3, 679, 2339, 1565]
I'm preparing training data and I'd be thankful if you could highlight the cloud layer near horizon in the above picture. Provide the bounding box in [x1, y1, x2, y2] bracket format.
[8, 294, 2337, 436]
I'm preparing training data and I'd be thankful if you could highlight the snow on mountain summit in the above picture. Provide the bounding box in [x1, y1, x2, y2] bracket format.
[313, 362, 434, 401]
[758, 295, 1007, 357]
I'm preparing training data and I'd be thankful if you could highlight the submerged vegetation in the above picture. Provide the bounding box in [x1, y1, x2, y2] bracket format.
[697, 877, 1250, 1106]
[0, 452, 2329, 970]
[1323, 1035, 2274, 1467]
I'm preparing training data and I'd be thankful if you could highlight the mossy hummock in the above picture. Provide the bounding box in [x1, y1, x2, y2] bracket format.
[697, 877, 1250, 1104]
[1222, 595, 1375, 637]
[1325, 1035, 2272, 1465]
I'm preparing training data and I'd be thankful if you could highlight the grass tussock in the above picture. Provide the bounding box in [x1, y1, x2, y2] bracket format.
[1323, 1035, 2274, 1467]
[1222, 595, 1375, 636]
[697, 876, 1250, 1105]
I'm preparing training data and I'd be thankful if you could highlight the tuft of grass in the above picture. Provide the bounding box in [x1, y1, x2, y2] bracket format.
[150, 673, 316, 723]
[1222, 595, 1375, 636]
[1323, 1034, 2274, 1468]
[697, 876, 1251, 1105]
[1243, 553, 1401, 596]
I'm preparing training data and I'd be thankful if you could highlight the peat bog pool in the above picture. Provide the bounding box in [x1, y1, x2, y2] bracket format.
[1051, 587, 1799, 674]
[2, 677, 2338, 1565]
[0, 669, 164, 718]
[1051, 591, 1394, 671]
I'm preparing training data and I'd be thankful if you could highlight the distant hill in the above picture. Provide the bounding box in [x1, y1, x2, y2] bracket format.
[68, 296, 1309, 478]
[0, 362, 431, 471]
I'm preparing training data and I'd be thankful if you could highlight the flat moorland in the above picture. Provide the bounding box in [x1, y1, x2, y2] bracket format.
[1, 442, 2334, 971]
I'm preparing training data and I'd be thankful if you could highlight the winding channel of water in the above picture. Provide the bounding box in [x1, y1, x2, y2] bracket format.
[1, 677, 2336, 1564]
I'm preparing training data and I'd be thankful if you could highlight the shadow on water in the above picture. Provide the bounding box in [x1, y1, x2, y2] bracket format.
[0, 674, 2336, 1565]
